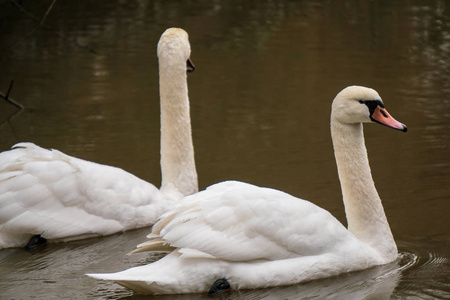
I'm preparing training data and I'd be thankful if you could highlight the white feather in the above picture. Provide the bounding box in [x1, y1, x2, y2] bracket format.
[87, 87, 406, 293]
[0, 27, 198, 249]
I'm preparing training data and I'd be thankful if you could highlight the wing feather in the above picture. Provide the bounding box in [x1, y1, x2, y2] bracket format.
[138, 181, 354, 262]
[0, 143, 173, 248]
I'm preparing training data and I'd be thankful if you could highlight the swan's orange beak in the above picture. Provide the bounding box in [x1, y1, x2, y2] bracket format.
[187, 58, 195, 73]
[371, 106, 407, 132]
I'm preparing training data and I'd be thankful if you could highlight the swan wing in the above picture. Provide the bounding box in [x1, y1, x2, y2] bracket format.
[0, 143, 172, 248]
[145, 181, 359, 261]
[90, 181, 381, 294]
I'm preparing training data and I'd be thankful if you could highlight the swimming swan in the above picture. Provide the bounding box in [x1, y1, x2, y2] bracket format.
[88, 86, 407, 295]
[0, 28, 197, 249]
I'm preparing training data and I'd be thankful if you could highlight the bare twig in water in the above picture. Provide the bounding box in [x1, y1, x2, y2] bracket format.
[0, 80, 24, 126]
[8, 0, 57, 50]
[6, 80, 14, 98]
[5, 0, 98, 55]
[27, 0, 57, 37]
[0, 80, 24, 110]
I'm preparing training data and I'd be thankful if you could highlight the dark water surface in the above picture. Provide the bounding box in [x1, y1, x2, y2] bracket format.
[0, 1, 449, 299]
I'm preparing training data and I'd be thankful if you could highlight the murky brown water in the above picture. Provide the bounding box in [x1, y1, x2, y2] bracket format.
[1, 0, 449, 299]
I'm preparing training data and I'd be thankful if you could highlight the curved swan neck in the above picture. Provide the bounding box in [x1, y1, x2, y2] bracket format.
[330, 119, 397, 261]
[159, 56, 198, 199]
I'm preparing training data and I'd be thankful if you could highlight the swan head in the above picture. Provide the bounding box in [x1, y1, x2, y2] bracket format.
[331, 86, 407, 132]
[158, 28, 195, 72]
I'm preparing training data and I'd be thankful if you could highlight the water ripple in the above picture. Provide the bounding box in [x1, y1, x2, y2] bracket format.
[393, 239, 450, 299]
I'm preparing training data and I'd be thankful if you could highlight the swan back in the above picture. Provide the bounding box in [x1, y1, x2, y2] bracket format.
[0, 143, 171, 248]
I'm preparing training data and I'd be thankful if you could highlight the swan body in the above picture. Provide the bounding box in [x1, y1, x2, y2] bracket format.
[0, 28, 197, 249]
[88, 86, 407, 294]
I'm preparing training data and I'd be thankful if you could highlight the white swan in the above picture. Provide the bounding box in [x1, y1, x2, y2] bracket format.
[0, 28, 197, 249]
[88, 86, 407, 295]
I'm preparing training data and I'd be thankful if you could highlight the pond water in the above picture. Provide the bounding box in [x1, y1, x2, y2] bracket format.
[0, 0, 449, 299]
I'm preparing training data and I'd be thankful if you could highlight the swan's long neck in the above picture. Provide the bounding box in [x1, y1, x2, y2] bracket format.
[331, 120, 397, 262]
[159, 57, 198, 199]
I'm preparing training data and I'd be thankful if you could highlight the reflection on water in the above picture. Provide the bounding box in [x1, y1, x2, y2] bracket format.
[394, 239, 450, 299]
[0, 230, 449, 300]
[1, 0, 450, 299]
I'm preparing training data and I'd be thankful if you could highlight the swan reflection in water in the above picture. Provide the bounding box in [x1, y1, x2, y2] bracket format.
[107, 251, 408, 300]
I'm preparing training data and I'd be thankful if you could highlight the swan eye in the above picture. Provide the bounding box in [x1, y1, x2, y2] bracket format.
[359, 100, 365, 104]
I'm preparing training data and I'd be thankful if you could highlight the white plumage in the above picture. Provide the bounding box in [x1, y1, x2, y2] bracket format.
[88, 87, 407, 293]
[0, 28, 197, 248]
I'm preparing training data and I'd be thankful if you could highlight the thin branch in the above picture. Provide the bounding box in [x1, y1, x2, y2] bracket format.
[8, 0, 57, 50]
[4, 0, 98, 55]
[26, 0, 57, 37]
[0, 80, 24, 127]
[5, 79, 14, 99]
[39, 0, 57, 25]
[1, 80, 24, 110]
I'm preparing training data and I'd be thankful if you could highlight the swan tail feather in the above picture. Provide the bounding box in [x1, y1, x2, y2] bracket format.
[87, 273, 167, 295]
[150, 213, 176, 235]
[128, 237, 175, 255]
